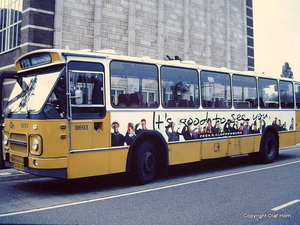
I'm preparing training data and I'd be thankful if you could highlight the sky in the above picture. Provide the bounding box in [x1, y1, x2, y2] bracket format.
[253, 0, 300, 79]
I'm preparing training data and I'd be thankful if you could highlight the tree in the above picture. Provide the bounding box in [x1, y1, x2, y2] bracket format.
[280, 62, 293, 79]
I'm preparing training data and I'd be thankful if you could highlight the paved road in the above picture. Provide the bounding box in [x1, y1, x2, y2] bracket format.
[0, 147, 299, 224]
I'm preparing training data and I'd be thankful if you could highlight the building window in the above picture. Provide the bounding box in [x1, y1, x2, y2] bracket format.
[248, 57, 254, 67]
[246, 7, 253, 17]
[247, 47, 254, 57]
[247, 27, 253, 36]
[246, 0, 254, 71]
[247, 17, 253, 27]
[0, 0, 23, 53]
[246, 0, 253, 8]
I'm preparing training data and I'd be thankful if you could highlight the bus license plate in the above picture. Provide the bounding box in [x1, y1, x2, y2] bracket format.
[13, 163, 24, 171]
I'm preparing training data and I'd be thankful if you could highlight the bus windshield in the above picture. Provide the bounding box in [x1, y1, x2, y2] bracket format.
[4, 69, 62, 116]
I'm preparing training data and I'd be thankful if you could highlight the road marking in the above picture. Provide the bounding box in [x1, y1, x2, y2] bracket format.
[1, 159, 300, 218]
[280, 147, 299, 152]
[271, 199, 300, 211]
[0, 173, 11, 176]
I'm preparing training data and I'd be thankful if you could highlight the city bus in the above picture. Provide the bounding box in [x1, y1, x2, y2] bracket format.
[2, 49, 300, 184]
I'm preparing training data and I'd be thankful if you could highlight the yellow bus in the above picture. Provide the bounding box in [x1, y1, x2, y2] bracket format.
[2, 49, 300, 184]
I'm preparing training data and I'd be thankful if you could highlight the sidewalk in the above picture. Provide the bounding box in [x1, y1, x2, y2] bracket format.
[0, 168, 37, 182]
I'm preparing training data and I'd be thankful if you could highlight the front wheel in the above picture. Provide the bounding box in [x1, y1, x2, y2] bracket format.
[132, 140, 157, 184]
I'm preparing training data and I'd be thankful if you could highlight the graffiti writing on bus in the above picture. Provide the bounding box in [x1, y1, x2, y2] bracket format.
[154, 112, 294, 142]
[110, 112, 294, 146]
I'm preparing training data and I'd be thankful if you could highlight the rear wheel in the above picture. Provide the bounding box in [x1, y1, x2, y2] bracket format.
[255, 132, 278, 163]
[132, 140, 157, 184]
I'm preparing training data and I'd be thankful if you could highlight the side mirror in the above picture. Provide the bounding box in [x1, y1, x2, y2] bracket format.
[75, 89, 83, 104]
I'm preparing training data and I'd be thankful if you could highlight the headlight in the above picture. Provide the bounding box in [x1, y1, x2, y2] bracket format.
[32, 138, 39, 151]
[3, 135, 8, 146]
[29, 135, 43, 155]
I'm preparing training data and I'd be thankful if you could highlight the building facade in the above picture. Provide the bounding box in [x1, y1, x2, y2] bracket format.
[0, 0, 254, 71]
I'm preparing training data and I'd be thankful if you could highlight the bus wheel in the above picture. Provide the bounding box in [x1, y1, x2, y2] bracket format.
[258, 132, 278, 164]
[132, 140, 157, 184]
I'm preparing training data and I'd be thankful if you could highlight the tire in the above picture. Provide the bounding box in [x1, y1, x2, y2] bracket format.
[132, 140, 157, 184]
[258, 132, 278, 164]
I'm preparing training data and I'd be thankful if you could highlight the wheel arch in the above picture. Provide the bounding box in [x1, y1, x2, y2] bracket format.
[126, 130, 169, 176]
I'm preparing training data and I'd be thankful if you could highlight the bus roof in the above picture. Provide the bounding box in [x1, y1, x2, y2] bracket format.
[15, 49, 289, 81]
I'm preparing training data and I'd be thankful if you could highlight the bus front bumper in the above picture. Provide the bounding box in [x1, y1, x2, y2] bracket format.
[4, 154, 68, 179]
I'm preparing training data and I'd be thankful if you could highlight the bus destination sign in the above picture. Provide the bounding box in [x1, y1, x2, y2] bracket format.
[20, 53, 52, 69]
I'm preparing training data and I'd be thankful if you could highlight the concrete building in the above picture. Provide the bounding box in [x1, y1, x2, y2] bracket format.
[0, 0, 254, 71]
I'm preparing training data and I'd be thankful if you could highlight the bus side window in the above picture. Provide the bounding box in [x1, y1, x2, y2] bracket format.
[91, 75, 103, 104]
[70, 72, 103, 104]
[161, 66, 199, 108]
[68, 61, 105, 119]
[258, 78, 279, 108]
[295, 83, 300, 108]
[233, 74, 257, 109]
[110, 61, 159, 108]
[201, 71, 231, 108]
[279, 80, 294, 108]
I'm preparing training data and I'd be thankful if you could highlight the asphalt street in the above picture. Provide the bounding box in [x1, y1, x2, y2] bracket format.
[0, 146, 299, 225]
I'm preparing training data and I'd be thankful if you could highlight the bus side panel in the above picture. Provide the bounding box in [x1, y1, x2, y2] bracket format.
[279, 132, 296, 148]
[109, 148, 129, 173]
[295, 111, 300, 144]
[70, 116, 110, 151]
[228, 137, 240, 156]
[239, 136, 255, 154]
[253, 135, 262, 153]
[168, 142, 201, 165]
[71, 121, 93, 150]
[228, 135, 261, 156]
[68, 151, 109, 179]
[201, 139, 228, 159]
[295, 131, 300, 145]
[92, 113, 111, 149]
[296, 111, 300, 131]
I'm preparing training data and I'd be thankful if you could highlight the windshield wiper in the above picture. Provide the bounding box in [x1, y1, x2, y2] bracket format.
[18, 76, 37, 108]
